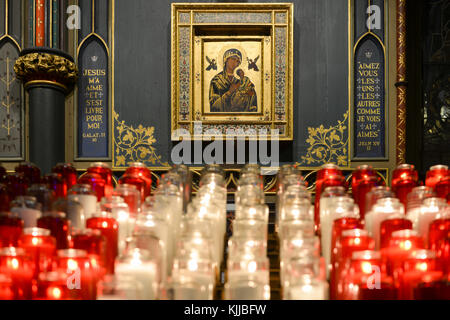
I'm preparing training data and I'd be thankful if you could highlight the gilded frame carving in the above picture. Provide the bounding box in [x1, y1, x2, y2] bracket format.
[171, 3, 294, 141]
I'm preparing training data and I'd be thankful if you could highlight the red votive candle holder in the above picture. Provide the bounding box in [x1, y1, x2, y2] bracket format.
[0, 211, 24, 247]
[34, 271, 80, 300]
[18, 228, 56, 279]
[86, 212, 118, 275]
[56, 249, 98, 300]
[71, 228, 107, 280]
[340, 250, 396, 300]
[0, 274, 13, 300]
[330, 229, 374, 300]
[351, 165, 377, 198]
[118, 174, 146, 204]
[0, 247, 34, 299]
[425, 165, 448, 190]
[124, 162, 152, 199]
[43, 173, 67, 199]
[435, 176, 450, 203]
[392, 164, 419, 207]
[5, 173, 29, 199]
[15, 162, 41, 185]
[399, 249, 443, 300]
[88, 163, 114, 197]
[429, 217, 450, 250]
[364, 186, 394, 216]
[380, 214, 413, 249]
[354, 176, 384, 221]
[112, 184, 141, 216]
[37, 211, 70, 250]
[78, 172, 106, 202]
[52, 163, 78, 191]
[0, 184, 11, 211]
[414, 279, 450, 300]
[381, 229, 424, 281]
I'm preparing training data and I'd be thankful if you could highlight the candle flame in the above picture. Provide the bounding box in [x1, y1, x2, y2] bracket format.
[48, 287, 62, 300]
[67, 259, 78, 271]
[32, 237, 39, 246]
[417, 262, 428, 272]
[361, 262, 372, 274]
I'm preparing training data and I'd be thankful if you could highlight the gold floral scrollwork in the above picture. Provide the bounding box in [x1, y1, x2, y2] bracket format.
[114, 111, 169, 168]
[14, 52, 78, 92]
[297, 111, 349, 166]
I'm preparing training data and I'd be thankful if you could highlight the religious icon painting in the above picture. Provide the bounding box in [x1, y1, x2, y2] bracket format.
[171, 3, 294, 140]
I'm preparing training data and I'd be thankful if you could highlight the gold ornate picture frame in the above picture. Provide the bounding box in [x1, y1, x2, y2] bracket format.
[171, 3, 294, 140]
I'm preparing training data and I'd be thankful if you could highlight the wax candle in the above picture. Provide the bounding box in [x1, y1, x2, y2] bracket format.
[52, 163, 78, 191]
[354, 176, 384, 221]
[0, 247, 34, 299]
[364, 186, 394, 218]
[435, 176, 450, 203]
[0, 211, 23, 247]
[428, 217, 450, 250]
[68, 184, 98, 221]
[415, 197, 447, 245]
[37, 211, 70, 249]
[86, 212, 118, 274]
[380, 214, 413, 249]
[18, 228, 57, 279]
[115, 248, 158, 300]
[425, 165, 448, 190]
[314, 164, 344, 234]
[406, 186, 435, 228]
[365, 197, 404, 250]
[10, 196, 42, 228]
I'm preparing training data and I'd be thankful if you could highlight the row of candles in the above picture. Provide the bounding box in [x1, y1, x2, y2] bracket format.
[0, 161, 449, 299]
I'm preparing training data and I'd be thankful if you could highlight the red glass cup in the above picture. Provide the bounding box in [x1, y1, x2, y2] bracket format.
[124, 162, 152, 199]
[5, 173, 29, 199]
[0, 247, 34, 299]
[52, 163, 78, 191]
[380, 215, 413, 249]
[34, 271, 81, 300]
[399, 250, 443, 300]
[425, 165, 448, 190]
[351, 165, 377, 197]
[0, 184, 11, 211]
[37, 212, 70, 250]
[381, 229, 425, 281]
[56, 249, 98, 300]
[392, 164, 419, 207]
[71, 228, 107, 280]
[78, 172, 106, 202]
[112, 184, 141, 216]
[435, 176, 450, 203]
[43, 173, 67, 199]
[26, 184, 55, 212]
[15, 162, 41, 185]
[354, 176, 384, 221]
[340, 250, 396, 300]
[330, 229, 375, 300]
[0, 211, 24, 247]
[429, 218, 450, 250]
[88, 163, 114, 197]
[18, 228, 57, 279]
[118, 174, 146, 203]
[0, 274, 13, 300]
[414, 280, 450, 300]
[86, 212, 118, 275]
[434, 236, 449, 275]
[330, 217, 363, 260]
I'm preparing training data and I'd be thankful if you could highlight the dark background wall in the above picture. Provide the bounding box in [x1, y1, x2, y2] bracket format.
[113, 0, 349, 167]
